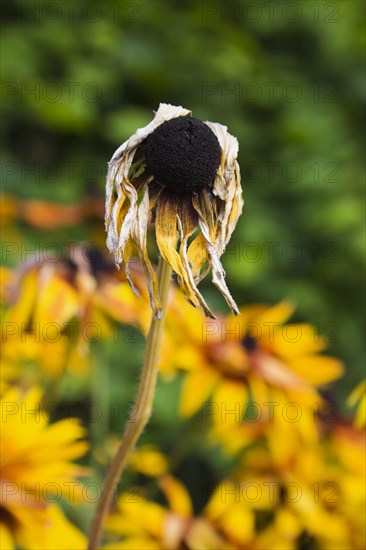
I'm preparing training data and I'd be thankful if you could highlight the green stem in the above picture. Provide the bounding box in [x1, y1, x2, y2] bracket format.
[88, 258, 172, 550]
[90, 344, 110, 470]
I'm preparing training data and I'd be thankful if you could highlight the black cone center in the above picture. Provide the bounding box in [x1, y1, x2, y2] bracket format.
[145, 116, 221, 192]
[242, 332, 258, 353]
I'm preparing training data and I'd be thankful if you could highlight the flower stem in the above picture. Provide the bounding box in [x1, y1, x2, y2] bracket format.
[88, 258, 172, 550]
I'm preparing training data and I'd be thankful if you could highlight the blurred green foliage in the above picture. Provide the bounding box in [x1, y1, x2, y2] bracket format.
[1, 0, 364, 399]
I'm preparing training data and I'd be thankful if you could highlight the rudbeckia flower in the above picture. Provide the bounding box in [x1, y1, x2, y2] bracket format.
[105, 103, 243, 318]
[104, 475, 252, 549]
[232, 424, 366, 550]
[1, 248, 149, 383]
[160, 295, 344, 455]
[0, 386, 88, 549]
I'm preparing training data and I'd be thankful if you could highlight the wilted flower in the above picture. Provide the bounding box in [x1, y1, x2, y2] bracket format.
[105, 103, 243, 318]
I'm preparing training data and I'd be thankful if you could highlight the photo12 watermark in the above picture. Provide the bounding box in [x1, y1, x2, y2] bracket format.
[202, 81, 340, 104]
[201, 400, 340, 425]
[201, 1, 340, 25]
[203, 479, 339, 505]
[1, 321, 142, 345]
[1, 399, 144, 425]
[1, 479, 142, 504]
[1, 1, 141, 24]
[201, 319, 339, 344]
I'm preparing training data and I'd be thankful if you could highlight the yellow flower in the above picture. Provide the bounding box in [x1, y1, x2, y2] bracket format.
[104, 439, 364, 550]
[104, 475, 247, 550]
[161, 296, 343, 455]
[105, 103, 243, 318]
[95, 441, 169, 478]
[233, 423, 366, 550]
[105, 476, 191, 550]
[1, 249, 148, 382]
[0, 386, 88, 549]
[0, 504, 87, 550]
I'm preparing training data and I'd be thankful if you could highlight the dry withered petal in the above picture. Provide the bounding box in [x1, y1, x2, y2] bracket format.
[145, 117, 221, 192]
[105, 103, 243, 318]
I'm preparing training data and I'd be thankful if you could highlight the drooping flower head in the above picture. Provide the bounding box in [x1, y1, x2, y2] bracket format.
[105, 104, 243, 318]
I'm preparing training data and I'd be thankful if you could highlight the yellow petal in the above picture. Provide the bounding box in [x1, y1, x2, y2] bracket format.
[347, 379, 366, 406]
[220, 505, 254, 545]
[117, 497, 165, 538]
[13, 504, 86, 550]
[129, 445, 169, 477]
[204, 481, 237, 521]
[179, 369, 219, 418]
[159, 476, 193, 518]
[347, 380, 366, 429]
[186, 518, 234, 550]
[4, 270, 38, 325]
[247, 373, 270, 404]
[268, 323, 327, 359]
[103, 537, 162, 550]
[34, 271, 79, 327]
[354, 393, 366, 429]
[254, 300, 295, 328]
[212, 380, 248, 426]
[288, 355, 344, 386]
[0, 523, 14, 550]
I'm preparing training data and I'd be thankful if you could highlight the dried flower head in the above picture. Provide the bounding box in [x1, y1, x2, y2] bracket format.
[105, 103, 243, 318]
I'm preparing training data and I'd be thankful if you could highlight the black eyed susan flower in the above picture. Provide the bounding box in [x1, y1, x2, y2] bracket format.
[105, 474, 253, 549]
[0, 386, 88, 549]
[105, 103, 243, 318]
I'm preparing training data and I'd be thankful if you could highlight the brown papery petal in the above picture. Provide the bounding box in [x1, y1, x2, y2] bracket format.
[155, 191, 214, 318]
[187, 232, 210, 283]
[192, 190, 240, 315]
[131, 187, 161, 316]
[176, 198, 214, 318]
